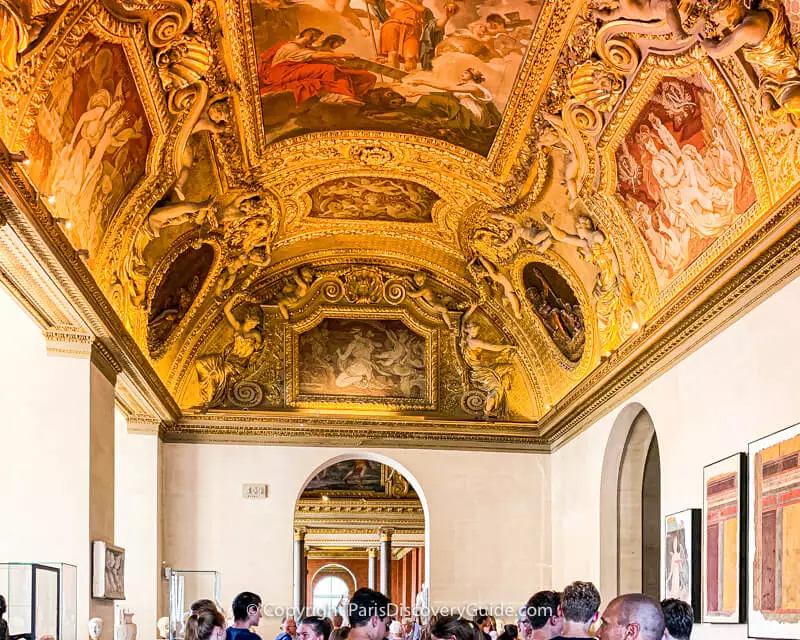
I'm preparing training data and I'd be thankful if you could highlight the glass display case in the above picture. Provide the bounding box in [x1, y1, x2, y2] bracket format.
[0, 564, 77, 640]
[166, 570, 221, 640]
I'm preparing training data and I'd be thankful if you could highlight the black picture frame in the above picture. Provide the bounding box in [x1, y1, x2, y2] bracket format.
[664, 508, 701, 621]
[702, 452, 747, 624]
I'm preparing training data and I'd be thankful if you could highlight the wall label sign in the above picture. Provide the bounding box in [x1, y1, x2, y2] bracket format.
[242, 483, 268, 499]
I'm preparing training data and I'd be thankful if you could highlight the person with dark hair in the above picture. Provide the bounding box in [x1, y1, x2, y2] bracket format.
[297, 617, 332, 640]
[227, 592, 263, 640]
[330, 627, 350, 640]
[276, 619, 297, 640]
[472, 611, 494, 640]
[431, 616, 482, 640]
[347, 588, 391, 640]
[596, 595, 665, 640]
[318, 35, 347, 51]
[660, 599, 693, 640]
[521, 592, 563, 640]
[187, 608, 226, 640]
[0, 595, 8, 640]
[497, 624, 518, 640]
[557, 582, 600, 638]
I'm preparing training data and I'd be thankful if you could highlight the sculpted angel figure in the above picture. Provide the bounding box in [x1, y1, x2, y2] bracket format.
[487, 209, 553, 253]
[146, 197, 214, 237]
[538, 113, 581, 208]
[468, 255, 523, 320]
[195, 293, 263, 410]
[276, 267, 315, 320]
[406, 271, 454, 328]
[459, 303, 517, 418]
[590, 0, 688, 38]
[699, 0, 800, 122]
[174, 97, 231, 200]
[542, 212, 637, 353]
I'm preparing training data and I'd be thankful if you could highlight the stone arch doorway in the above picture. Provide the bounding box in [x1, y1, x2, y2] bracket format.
[600, 404, 661, 602]
[294, 453, 428, 617]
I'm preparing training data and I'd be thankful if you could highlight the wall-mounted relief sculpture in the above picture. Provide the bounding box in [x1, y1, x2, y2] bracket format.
[522, 262, 584, 363]
[147, 244, 215, 357]
[614, 72, 756, 287]
[247, 0, 543, 155]
[23, 34, 151, 254]
[307, 177, 439, 222]
[297, 317, 427, 400]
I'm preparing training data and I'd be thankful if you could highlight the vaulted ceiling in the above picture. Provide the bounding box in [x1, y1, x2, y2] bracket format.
[1, 0, 800, 450]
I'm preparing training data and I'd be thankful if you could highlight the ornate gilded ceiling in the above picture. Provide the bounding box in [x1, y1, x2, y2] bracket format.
[2, 0, 800, 449]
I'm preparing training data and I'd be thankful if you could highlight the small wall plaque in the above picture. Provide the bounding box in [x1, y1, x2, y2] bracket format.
[242, 483, 268, 499]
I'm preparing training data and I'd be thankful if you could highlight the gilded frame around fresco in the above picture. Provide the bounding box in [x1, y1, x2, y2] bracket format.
[285, 306, 439, 411]
[597, 46, 771, 312]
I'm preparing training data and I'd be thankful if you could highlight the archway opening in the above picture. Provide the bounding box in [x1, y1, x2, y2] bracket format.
[601, 405, 661, 602]
[294, 457, 427, 618]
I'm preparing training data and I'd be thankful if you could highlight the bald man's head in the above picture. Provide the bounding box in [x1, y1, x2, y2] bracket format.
[596, 594, 665, 640]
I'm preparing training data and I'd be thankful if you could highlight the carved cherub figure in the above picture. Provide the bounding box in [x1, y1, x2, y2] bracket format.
[699, 0, 800, 122]
[468, 256, 523, 320]
[147, 197, 214, 237]
[276, 267, 315, 320]
[487, 209, 553, 253]
[590, 0, 688, 37]
[406, 271, 454, 328]
[174, 97, 231, 200]
[538, 113, 581, 208]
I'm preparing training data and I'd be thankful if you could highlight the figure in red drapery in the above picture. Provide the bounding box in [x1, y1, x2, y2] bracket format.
[258, 28, 376, 105]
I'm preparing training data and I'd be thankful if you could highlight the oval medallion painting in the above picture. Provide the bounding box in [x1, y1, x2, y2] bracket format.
[148, 244, 215, 357]
[522, 262, 584, 362]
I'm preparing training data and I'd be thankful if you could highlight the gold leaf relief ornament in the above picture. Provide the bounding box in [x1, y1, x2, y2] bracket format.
[344, 267, 385, 304]
[568, 60, 625, 114]
[458, 304, 517, 419]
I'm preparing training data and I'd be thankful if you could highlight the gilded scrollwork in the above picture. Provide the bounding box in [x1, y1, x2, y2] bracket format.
[0, 0, 796, 447]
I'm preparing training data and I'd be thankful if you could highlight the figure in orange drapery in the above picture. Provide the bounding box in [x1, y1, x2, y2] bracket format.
[379, 0, 426, 70]
[258, 28, 376, 105]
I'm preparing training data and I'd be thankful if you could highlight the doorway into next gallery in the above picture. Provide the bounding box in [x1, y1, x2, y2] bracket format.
[293, 456, 427, 618]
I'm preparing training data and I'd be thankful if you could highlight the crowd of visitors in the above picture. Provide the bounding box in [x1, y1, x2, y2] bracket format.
[181, 582, 694, 640]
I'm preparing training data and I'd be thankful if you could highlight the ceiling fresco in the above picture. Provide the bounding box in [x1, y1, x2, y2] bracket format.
[1, 0, 800, 448]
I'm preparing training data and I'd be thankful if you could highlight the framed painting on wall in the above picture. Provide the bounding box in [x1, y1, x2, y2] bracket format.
[748, 423, 800, 639]
[703, 453, 747, 623]
[665, 509, 701, 620]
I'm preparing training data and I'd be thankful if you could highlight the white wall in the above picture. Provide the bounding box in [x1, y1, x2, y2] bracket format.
[0, 286, 93, 636]
[162, 445, 551, 627]
[551, 274, 800, 638]
[114, 409, 160, 638]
